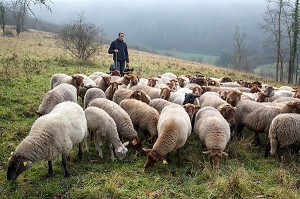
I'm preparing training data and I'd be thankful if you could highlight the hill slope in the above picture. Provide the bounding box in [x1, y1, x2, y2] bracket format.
[0, 29, 299, 198]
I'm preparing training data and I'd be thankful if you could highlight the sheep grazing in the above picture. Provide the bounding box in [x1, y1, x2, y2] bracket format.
[120, 99, 159, 142]
[83, 87, 106, 109]
[88, 98, 141, 150]
[36, 83, 77, 116]
[143, 104, 191, 169]
[148, 98, 173, 113]
[84, 107, 128, 160]
[7, 101, 88, 180]
[234, 100, 300, 144]
[266, 113, 300, 162]
[194, 106, 230, 169]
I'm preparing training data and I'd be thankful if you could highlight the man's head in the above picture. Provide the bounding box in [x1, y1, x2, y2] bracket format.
[118, 32, 125, 41]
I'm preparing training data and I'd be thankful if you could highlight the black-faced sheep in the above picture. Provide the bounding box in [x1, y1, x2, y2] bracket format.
[7, 101, 88, 180]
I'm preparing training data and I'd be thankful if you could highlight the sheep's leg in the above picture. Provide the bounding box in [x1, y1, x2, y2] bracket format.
[233, 124, 245, 139]
[176, 148, 182, 167]
[109, 143, 116, 161]
[265, 141, 271, 158]
[253, 133, 260, 146]
[78, 143, 83, 160]
[94, 134, 104, 159]
[277, 146, 285, 163]
[47, 161, 53, 177]
[62, 153, 70, 177]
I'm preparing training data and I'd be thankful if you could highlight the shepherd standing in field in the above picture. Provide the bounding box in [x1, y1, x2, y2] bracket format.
[108, 32, 129, 76]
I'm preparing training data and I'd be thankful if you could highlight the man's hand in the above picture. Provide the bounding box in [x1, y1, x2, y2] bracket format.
[114, 49, 119, 53]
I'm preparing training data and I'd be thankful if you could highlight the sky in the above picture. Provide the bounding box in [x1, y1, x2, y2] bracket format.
[31, 0, 268, 53]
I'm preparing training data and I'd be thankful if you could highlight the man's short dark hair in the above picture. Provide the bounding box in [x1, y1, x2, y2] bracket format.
[118, 32, 124, 36]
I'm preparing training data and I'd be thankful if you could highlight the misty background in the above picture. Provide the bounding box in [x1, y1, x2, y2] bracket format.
[32, 0, 268, 56]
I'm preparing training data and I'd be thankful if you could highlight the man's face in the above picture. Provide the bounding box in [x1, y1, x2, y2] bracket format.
[118, 33, 124, 41]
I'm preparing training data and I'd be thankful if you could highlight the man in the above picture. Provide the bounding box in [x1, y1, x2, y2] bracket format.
[108, 32, 129, 76]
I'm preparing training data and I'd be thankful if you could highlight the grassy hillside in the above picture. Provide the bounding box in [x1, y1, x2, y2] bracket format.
[0, 28, 299, 198]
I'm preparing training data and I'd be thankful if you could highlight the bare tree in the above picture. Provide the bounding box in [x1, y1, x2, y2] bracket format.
[57, 12, 106, 61]
[0, 1, 9, 35]
[260, 0, 286, 82]
[10, 0, 27, 37]
[231, 26, 250, 71]
[289, 0, 299, 83]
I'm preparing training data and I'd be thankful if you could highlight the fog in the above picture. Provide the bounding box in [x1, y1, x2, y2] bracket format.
[32, 0, 268, 54]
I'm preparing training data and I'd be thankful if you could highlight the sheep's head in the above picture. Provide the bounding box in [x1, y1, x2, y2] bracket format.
[143, 149, 163, 170]
[218, 104, 236, 125]
[115, 142, 129, 160]
[7, 154, 33, 180]
[203, 149, 228, 170]
[226, 90, 241, 107]
[129, 137, 142, 151]
[160, 87, 171, 101]
[287, 101, 300, 113]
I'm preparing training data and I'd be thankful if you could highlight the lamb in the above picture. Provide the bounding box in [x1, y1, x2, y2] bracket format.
[7, 101, 88, 180]
[266, 113, 300, 162]
[36, 83, 77, 116]
[88, 98, 141, 150]
[112, 88, 151, 104]
[234, 100, 300, 144]
[143, 104, 191, 169]
[148, 98, 173, 113]
[83, 87, 106, 109]
[119, 99, 159, 142]
[84, 107, 128, 160]
[194, 106, 230, 169]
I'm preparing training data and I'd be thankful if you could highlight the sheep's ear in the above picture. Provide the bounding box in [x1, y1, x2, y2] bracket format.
[132, 138, 137, 145]
[222, 152, 228, 156]
[143, 148, 152, 154]
[123, 141, 129, 147]
[202, 150, 211, 155]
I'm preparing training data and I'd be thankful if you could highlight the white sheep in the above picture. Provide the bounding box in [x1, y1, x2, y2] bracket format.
[112, 88, 151, 105]
[194, 106, 230, 169]
[7, 101, 88, 180]
[83, 87, 106, 109]
[36, 83, 77, 116]
[148, 98, 173, 113]
[119, 99, 159, 142]
[51, 74, 84, 94]
[88, 98, 141, 150]
[267, 113, 300, 162]
[143, 104, 191, 169]
[85, 107, 128, 160]
[234, 100, 300, 144]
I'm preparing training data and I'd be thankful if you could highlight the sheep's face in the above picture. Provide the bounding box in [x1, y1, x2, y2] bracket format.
[115, 144, 128, 160]
[160, 87, 171, 101]
[7, 155, 33, 180]
[226, 91, 241, 107]
[144, 151, 160, 170]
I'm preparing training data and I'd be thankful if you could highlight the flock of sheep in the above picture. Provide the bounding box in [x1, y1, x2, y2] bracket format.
[6, 70, 300, 180]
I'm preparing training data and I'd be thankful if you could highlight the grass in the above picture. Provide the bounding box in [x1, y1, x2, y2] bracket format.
[0, 28, 300, 198]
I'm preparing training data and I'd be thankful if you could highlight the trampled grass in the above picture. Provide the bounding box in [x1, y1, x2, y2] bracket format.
[0, 28, 299, 198]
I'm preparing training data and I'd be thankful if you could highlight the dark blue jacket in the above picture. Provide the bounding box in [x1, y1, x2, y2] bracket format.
[108, 39, 129, 63]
